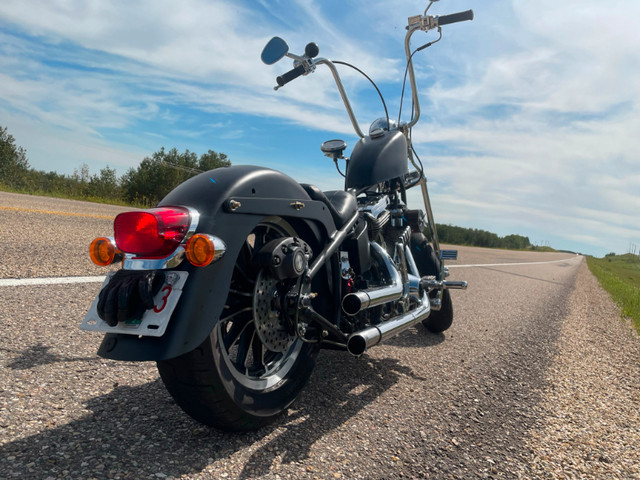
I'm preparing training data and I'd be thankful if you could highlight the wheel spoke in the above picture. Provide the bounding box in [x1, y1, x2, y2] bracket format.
[221, 310, 253, 351]
[244, 236, 255, 255]
[245, 330, 262, 374]
[252, 333, 266, 374]
[235, 322, 255, 371]
[258, 226, 272, 249]
[234, 262, 256, 286]
[219, 307, 252, 324]
[234, 246, 257, 284]
[229, 288, 253, 298]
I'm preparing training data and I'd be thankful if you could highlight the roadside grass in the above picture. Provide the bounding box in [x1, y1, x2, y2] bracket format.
[527, 245, 557, 253]
[587, 254, 640, 334]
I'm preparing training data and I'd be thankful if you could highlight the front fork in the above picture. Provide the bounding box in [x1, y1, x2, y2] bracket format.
[419, 177, 441, 260]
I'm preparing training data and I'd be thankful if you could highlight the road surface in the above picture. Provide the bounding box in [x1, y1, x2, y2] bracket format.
[1, 192, 638, 479]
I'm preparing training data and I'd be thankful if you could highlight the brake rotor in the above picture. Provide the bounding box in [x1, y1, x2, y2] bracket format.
[253, 269, 296, 353]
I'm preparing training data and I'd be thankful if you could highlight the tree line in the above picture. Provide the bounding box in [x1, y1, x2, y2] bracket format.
[435, 223, 532, 250]
[0, 125, 230, 206]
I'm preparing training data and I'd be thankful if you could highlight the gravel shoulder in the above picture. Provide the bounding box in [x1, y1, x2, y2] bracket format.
[514, 261, 640, 479]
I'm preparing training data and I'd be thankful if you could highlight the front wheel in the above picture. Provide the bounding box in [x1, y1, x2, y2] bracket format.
[157, 218, 319, 431]
[410, 233, 454, 334]
[422, 289, 453, 333]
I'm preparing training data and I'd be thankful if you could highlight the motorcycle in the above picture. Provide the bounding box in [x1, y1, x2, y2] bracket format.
[81, 0, 472, 431]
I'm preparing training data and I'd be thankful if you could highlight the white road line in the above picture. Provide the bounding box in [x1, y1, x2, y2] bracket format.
[0, 257, 580, 286]
[447, 257, 579, 268]
[0, 276, 106, 287]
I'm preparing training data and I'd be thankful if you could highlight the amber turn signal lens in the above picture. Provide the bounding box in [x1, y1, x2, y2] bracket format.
[89, 237, 119, 266]
[185, 234, 216, 267]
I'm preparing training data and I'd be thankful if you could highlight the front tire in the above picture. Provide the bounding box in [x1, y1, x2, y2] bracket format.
[422, 289, 453, 333]
[410, 233, 454, 334]
[157, 217, 319, 431]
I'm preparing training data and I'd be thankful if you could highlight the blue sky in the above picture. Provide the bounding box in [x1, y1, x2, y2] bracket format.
[1, 0, 639, 257]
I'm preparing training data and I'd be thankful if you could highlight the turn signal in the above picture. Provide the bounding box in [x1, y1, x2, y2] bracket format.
[185, 234, 217, 267]
[89, 237, 121, 266]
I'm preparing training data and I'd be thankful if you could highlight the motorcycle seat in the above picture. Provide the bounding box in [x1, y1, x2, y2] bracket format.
[301, 184, 357, 229]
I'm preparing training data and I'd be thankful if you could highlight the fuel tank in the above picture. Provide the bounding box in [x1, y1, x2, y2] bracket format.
[345, 130, 408, 189]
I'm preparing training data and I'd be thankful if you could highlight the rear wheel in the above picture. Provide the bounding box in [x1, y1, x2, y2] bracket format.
[157, 217, 318, 431]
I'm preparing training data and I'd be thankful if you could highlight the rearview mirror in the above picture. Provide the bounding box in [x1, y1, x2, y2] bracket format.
[261, 37, 289, 65]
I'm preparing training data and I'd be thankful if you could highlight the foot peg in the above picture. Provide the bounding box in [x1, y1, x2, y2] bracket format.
[420, 277, 468, 292]
[442, 280, 467, 290]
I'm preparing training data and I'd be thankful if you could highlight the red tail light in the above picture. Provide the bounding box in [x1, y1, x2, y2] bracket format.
[114, 207, 190, 257]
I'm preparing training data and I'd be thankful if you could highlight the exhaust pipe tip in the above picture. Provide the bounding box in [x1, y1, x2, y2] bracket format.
[346, 335, 367, 356]
[346, 299, 431, 356]
[346, 327, 382, 356]
[342, 293, 364, 316]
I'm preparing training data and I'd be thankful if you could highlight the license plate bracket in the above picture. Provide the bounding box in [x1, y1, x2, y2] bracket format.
[80, 271, 189, 337]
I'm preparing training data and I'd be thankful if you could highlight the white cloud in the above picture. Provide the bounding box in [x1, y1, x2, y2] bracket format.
[392, 1, 640, 255]
[5, 115, 145, 174]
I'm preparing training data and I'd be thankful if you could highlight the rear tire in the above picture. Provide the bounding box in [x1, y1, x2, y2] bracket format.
[157, 217, 319, 431]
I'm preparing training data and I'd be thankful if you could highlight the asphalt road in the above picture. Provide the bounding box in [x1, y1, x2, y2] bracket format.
[0, 192, 598, 479]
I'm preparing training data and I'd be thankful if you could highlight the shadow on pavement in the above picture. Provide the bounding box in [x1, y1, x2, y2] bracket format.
[2, 343, 97, 370]
[0, 350, 424, 479]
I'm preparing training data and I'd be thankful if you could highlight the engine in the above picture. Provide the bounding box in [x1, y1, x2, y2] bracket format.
[358, 193, 391, 241]
[336, 194, 407, 331]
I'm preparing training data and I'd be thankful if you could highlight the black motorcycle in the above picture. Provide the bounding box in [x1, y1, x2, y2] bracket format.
[82, 0, 472, 431]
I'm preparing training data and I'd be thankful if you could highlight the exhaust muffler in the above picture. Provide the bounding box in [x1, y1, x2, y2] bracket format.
[342, 241, 432, 355]
[346, 297, 430, 356]
[342, 243, 403, 316]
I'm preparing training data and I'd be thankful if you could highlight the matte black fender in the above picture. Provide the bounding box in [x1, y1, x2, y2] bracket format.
[97, 165, 337, 361]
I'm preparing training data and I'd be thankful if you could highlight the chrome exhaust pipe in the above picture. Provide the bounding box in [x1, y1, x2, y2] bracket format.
[346, 294, 431, 356]
[342, 243, 403, 316]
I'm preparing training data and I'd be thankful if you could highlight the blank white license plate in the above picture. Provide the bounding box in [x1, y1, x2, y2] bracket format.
[80, 271, 189, 337]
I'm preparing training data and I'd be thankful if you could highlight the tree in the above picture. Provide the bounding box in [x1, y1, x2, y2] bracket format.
[0, 126, 30, 188]
[89, 166, 121, 200]
[121, 147, 231, 205]
[73, 163, 90, 184]
[503, 234, 531, 250]
[198, 150, 230, 171]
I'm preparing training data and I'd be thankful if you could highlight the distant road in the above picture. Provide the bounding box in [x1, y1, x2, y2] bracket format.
[0, 191, 128, 279]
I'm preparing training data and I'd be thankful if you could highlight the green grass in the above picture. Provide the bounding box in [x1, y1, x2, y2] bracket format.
[527, 245, 557, 253]
[587, 254, 640, 333]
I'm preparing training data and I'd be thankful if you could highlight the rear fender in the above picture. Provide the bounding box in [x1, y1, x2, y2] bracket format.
[97, 165, 335, 361]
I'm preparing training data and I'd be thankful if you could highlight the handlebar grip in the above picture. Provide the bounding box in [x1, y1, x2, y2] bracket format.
[276, 64, 306, 87]
[437, 9, 474, 26]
